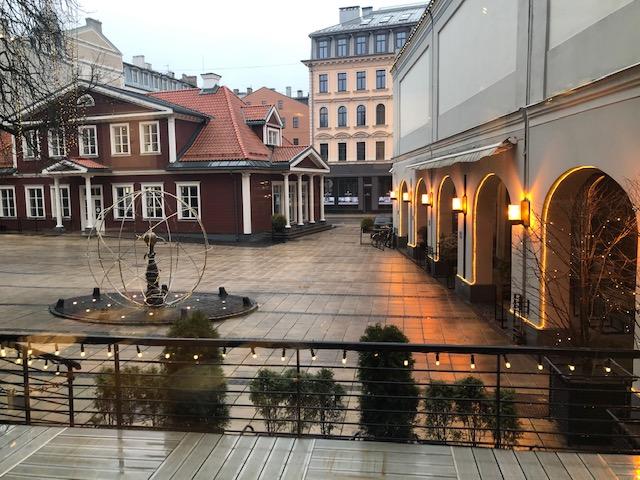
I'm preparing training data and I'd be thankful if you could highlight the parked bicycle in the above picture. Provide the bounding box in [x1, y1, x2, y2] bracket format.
[371, 226, 393, 250]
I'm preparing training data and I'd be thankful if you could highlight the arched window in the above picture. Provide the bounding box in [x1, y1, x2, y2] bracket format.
[319, 107, 328, 128]
[376, 104, 385, 125]
[338, 106, 347, 127]
[76, 94, 95, 108]
[356, 105, 366, 126]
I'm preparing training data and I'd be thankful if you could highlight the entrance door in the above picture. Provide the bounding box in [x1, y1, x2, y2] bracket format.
[302, 182, 309, 222]
[80, 185, 104, 232]
[363, 178, 372, 212]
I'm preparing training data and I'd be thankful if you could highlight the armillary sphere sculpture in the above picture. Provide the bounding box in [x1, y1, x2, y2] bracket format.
[50, 190, 257, 324]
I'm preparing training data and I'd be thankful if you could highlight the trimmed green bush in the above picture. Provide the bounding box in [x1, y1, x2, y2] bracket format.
[454, 376, 489, 446]
[423, 380, 456, 442]
[357, 324, 419, 440]
[488, 388, 521, 447]
[249, 369, 291, 434]
[360, 217, 374, 231]
[272, 214, 287, 232]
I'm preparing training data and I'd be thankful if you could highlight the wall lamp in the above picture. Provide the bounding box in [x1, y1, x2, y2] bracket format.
[452, 195, 467, 215]
[421, 192, 433, 206]
[402, 191, 410, 202]
[508, 199, 530, 227]
[390, 191, 398, 201]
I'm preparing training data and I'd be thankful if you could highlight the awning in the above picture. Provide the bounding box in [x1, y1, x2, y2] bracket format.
[408, 138, 516, 171]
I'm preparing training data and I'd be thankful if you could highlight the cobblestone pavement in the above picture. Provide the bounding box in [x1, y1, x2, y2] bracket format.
[0, 219, 510, 347]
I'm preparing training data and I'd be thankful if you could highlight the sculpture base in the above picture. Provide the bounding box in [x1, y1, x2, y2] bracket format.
[50, 291, 258, 325]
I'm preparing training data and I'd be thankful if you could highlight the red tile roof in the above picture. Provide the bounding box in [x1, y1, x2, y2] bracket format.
[270, 146, 311, 163]
[150, 86, 273, 162]
[241, 104, 272, 123]
[70, 158, 109, 170]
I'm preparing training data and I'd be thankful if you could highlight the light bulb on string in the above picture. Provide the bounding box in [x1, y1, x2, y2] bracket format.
[251, 347, 257, 359]
[107, 344, 112, 358]
[281, 348, 286, 362]
[435, 352, 440, 366]
[470, 355, 476, 370]
[136, 345, 142, 358]
[342, 350, 347, 364]
[80, 344, 85, 358]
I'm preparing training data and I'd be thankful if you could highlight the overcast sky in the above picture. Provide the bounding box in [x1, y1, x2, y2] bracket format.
[77, 0, 420, 94]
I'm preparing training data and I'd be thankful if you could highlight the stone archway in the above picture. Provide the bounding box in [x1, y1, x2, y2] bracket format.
[473, 174, 512, 303]
[541, 167, 637, 349]
[414, 178, 428, 248]
[436, 176, 457, 269]
[399, 180, 409, 240]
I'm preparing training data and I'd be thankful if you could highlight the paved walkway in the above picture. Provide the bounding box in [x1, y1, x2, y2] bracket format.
[0, 221, 508, 347]
[0, 426, 635, 479]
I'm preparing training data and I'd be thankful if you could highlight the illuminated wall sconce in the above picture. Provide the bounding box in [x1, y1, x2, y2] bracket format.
[390, 191, 398, 201]
[452, 195, 467, 215]
[508, 199, 530, 227]
[402, 191, 410, 202]
[421, 192, 433, 206]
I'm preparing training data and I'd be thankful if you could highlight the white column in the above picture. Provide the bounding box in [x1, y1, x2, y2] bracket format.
[168, 116, 177, 163]
[283, 173, 291, 228]
[297, 173, 304, 226]
[84, 175, 94, 231]
[53, 176, 63, 230]
[241, 172, 252, 235]
[319, 175, 326, 222]
[309, 175, 315, 224]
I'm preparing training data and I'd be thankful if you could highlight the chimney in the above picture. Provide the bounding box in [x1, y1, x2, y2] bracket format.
[181, 74, 197, 87]
[145, 62, 152, 70]
[286, 86, 292, 97]
[132, 55, 145, 68]
[339, 6, 361, 23]
[85, 18, 102, 33]
[297, 90, 303, 98]
[233, 88, 239, 94]
[200, 73, 221, 91]
[362, 6, 373, 17]
[247, 87, 253, 95]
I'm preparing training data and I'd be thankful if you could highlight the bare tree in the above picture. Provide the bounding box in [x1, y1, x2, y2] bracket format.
[519, 174, 639, 349]
[0, 0, 99, 143]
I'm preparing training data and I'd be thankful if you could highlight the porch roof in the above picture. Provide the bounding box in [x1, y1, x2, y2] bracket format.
[41, 158, 111, 175]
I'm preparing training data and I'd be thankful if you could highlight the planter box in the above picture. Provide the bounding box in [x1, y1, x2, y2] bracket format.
[548, 359, 633, 446]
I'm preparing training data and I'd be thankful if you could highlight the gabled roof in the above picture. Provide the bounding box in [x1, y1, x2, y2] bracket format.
[310, 3, 427, 37]
[270, 145, 310, 163]
[42, 158, 110, 175]
[241, 105, 272, 123]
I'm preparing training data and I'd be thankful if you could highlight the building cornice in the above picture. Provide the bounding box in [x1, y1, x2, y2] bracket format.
[303, 54, 395, 68]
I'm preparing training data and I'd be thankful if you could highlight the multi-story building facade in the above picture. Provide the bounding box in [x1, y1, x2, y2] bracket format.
[124, 56, 197, 93]
[0, 74, 329, 239]
[243, 87, 310, 146]
[391, 0, 640, 347]
[304, 4, 426, 213]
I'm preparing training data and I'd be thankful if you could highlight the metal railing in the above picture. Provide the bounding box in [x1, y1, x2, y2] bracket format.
[0, 331, 639, 452]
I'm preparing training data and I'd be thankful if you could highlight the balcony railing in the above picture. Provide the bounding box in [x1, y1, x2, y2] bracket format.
[0, 331, 638, 452]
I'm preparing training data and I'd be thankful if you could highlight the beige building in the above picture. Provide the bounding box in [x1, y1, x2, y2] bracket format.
[304, 4, 426, 213]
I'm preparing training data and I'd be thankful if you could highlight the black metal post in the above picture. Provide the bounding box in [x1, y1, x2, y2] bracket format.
[495, 354, 502, 449]
[296, 348, 302, 437]
[113, 344, 123, 428]
[21, 345, 30, 425]
[67, 365, 75, 427]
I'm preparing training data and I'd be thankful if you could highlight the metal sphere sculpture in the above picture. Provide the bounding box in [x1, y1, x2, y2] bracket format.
[86, 189, 208, 308]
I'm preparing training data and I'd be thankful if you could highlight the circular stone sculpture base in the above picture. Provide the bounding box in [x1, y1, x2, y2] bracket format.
[50, 292, 258, 325]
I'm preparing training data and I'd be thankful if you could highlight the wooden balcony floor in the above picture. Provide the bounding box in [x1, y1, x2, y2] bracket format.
[0, 426, 636, 479]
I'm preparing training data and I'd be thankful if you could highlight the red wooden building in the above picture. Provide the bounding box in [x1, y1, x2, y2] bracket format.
[0, 74, 330, 240]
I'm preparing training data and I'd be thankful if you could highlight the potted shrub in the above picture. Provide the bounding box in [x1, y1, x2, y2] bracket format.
[272, 214, 286, 233]
[357, 324, 419, 441]
[360, 217, 374, 233]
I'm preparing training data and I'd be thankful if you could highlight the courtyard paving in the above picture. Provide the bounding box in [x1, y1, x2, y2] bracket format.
[0, 217, 509, 347]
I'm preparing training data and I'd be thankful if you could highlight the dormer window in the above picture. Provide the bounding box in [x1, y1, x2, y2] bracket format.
[76, 94, 95, 107]
[266, 127, 281, 146]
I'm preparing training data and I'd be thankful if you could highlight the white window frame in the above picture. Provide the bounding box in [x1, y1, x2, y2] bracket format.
[76, 94, 95, 107]
[265, 127, 281, 146]
[78, 125, 98, 157]
[139, 121, 161, 155]
[49, 184, 71, 218]
[22, 131, 40, 160]
[24, 185, 46, 219]
[110, 123, 130, 156]
[176, 182, 201, 220]
[47, 128, 66, 158]
[0, 186, 17, 218]
[141, 183, 165, 220]
[112, 183, 135, 220]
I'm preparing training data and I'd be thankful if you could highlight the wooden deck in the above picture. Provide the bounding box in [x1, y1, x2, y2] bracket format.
[0, 426, 637, 479]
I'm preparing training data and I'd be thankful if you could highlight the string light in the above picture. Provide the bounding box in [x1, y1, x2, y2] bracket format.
[403, 359, 409, 367]
[503, 355, 511, 369]
[537, 356, 544, 371]
[164, 352, 171, 359]
[15, 351, 21, 365]
[568, 360, 576, 372]
[251, 347, 257, 359]
[311, 349, 316, 361]
[222, 347, 226, 359]
[27, 343, 33, 355]
[136, 345, 142, 358]
[193, 354, 199, 360]
[43, 359, 49, 370]
[80, 344, 85, 357]
[470, 355, 476, 370]
[55, 364, 60, 376]
[342, 350, 347, 364]
[281, 348, 286, 362]
[0, 344, 5, 357]
[604, 359, 612, 374]
[54, 344, 60, 356]
[27, 356, 32, 367]
[435, 352, 440, 366]
[107, 344, 112, 358]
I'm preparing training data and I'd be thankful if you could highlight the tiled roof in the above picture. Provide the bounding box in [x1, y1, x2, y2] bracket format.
[241, 105, 272, 123]
[270, 146, 310, 163]
[70, 158, 109, 170]
[150, 86, 273, 162]
[311, 3, 427, 36]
